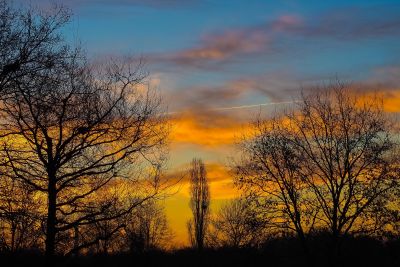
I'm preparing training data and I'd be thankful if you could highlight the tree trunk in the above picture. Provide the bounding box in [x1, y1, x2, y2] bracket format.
[11, 222, 16, 252]
[45, 174, 57, 260]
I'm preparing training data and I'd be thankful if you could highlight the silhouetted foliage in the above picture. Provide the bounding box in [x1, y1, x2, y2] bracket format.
[0, 1, 169, 260]
[188, 158, 210, 251]
[0, 178, 42, 251]
[208, 197, 267, 248]
[70, 199, 173, 255]
[0, 1, 399, 266]
[0, 233, 399, 267]
[122, 200, 173, 253]
[0, 1, 70, 96]
[235, 82, 400, 264]
[235, 115, 316, 254]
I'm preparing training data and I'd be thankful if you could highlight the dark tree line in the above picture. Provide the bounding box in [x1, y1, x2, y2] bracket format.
[0, 2, 400, 266]
[184, 84, 400, 264]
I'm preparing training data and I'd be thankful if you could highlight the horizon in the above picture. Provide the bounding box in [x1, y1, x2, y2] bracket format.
[10, 0, 400, 247]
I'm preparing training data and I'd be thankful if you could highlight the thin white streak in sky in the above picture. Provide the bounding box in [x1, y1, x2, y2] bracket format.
[209, 100, 299, 111]
[165, 100, 299, 115]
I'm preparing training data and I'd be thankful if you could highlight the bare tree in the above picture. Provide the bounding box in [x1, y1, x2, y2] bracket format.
[63, 191, 128, 256]
[123, 200, 172, 253]
[74, 198, 172, 254]
[0, 1, 71, 95]
[235, 116, 318, 254]
[236, 82, 399, 260]
[187, 158, 210, 251]
[0, 35, 169, 259]
[0, 177, 42, 251]
[289, 83, 398, 252]
[209, 197, 266, 248]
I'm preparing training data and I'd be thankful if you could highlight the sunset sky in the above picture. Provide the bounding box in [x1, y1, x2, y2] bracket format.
[20, 0, 400, 246]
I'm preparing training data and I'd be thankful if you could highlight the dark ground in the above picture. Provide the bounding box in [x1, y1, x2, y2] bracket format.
[1, 236, 399, 267]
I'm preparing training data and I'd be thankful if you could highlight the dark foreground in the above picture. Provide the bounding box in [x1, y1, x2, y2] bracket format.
[1, 236, 399, 267]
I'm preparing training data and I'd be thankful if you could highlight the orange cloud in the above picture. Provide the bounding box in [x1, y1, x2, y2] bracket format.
[383, 91, 400, 112]
[167, 161, 238, 199]
[170, 110, 251, 147]
[176, 30, 268, 62]
[360, 89, 400, 113]
[361, 66, 400, 112]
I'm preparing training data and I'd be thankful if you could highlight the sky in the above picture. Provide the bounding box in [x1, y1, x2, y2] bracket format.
[19, 0, 400, 246]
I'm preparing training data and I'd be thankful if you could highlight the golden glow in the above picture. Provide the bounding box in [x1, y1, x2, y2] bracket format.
[164, 87, 400, 245]
[380, 90, 400, 112]
[170, 111, 251, 147]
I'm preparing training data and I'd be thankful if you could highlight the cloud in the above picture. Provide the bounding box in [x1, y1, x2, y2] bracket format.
[368, 66, 400, 90]
[164, 64, 400, 122]
[149, 6, 400, 69]
[270, 15, 304, 31]
[165, 161, 239, 199]
[102, 0, 198, 8]
[302, 6, 400, 40]
[163, 70, 311, 114]
[148, 14, 302, 69]
[169, 110, 251, 147]
[349, 65, 400, 112]
[369, 90, 400, 113]
[169, 30, 270, 66]
[273, 6, 400, 40]
[191, 74, 299, 104]
[204, 78, 290, 103]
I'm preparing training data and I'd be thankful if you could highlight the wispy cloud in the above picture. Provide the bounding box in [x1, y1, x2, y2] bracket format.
[302, 6, 400, 39]
[150, 14, 301, 68]
[165, 161, 238, 199]
[169, 110, 251, 147]
[168, 30, 270, 66]
[163, 70, 308, 114]
[149, 6, 400, 69]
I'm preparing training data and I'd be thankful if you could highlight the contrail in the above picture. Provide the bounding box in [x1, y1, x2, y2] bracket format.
[164, 100, 299, 115]
[209, 100, 299, 111]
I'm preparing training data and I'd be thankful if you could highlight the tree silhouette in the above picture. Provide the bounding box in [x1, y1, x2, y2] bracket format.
[290, 84, 398, 255]
[236, 82, 399, 262]
[0, 1, 70, 96]
[0, 33, 168, 261]
[209, 197, 267, 248]
[123, 200, 173, 253]
[0, 177, 42, 251]
[235, 117, 317, 254]
[187, 158, 210, 251]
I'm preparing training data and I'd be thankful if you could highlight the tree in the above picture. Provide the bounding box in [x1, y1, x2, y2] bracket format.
[0, 1, 70, 95]
[236, 82, 399, 259]
[187, 158, 210, 250]
[63, 191, 128, 256]
[209, 198, 266, 248]
[76, 199, 172, 255]
[0, 15, 169, 258]
[123, 200, 172, 253]
[235, 116, 317, 254]
[0, 177, 42, 252]
[289, 83, 398, 252]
